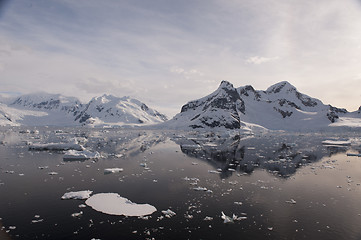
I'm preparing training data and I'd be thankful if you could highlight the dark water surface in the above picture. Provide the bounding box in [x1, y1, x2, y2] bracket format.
[0, 127, 361, 239]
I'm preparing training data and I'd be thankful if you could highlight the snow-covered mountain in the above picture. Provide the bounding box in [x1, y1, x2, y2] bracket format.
[0, 93, 167, 127]
[74, 94, 167, 126]
[165, 81, 361, 131]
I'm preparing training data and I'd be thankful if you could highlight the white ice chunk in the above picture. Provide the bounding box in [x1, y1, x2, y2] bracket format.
[63, 150, 100, 160]
[85, 193, 156, 216]
[61, 190, 93, 200]
[104, 168, 124, 174]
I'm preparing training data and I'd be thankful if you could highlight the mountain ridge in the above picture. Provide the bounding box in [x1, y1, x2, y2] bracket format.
[164, 80, 360, 131]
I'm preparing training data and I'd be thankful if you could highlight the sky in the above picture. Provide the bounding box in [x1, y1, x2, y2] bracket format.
[0, 0, 361, 117]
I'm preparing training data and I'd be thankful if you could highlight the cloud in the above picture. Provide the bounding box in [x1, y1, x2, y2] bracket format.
[0, 0, 361, 116]
[246, 56, 279, 65]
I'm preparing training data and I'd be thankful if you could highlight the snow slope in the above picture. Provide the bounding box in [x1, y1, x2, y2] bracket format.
[164, 81, 360, 131]
[0, 93, 167, 127]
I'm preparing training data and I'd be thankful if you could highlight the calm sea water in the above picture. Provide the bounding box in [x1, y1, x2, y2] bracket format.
[0, 127, 361, 239]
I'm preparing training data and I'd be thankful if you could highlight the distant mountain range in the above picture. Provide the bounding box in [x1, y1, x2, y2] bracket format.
[0, 93, 167, 127]
[1, 81, 360, 131]
[164, 81, 361, 131]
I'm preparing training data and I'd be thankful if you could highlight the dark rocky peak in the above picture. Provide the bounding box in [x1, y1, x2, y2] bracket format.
[266, 81, 296, 94]
[219, 80, 235, 90]
[358, 106, 361, 114]
[238, 85, 261, 100]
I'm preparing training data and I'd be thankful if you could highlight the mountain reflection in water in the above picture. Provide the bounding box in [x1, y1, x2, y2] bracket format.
[174, 132, 349, 178]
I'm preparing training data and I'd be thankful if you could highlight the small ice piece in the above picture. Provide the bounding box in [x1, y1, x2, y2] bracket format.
[234, 202, 243, 206]
[61, 190, 93, 200]
[85, 193, 156, 216]
[185, 214, 193, 219]
[78, 204, 87, 208]
[9, 226, 16, 230]
[233, 214, 247, 221]
[71, 211, 83, 218]
[221, 212, 234, 223]
[208, 170, 220, 174]
[104, 168, 123, 174]
[228, 168, 236, 172]
[204, 216, 213, 221]
[31, 219, 44, 223]
[192, 162, 198, 165]
[63, 150, 100, 160]
[268, 227, 273, 231]
[140, 163, 147, 167]
[286, 199, 297, 204]
[48, 172, 58, 175]
[193, 187, 208, 191]
[161, 209, 176, 218]
[322, 140, 351, 146]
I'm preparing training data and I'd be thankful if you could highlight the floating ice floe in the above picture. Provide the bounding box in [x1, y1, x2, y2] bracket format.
[29, 140, 84, 151]
[61, 190, 93, 200]
[85, 193, 156, 217]
[161, 209, 176, 218]
[286, 199, 297, 204]
[104, 168, 123, 174]
[63, 150, 100, 160]
[193, 187, 208, 191]
[322, 140, 351, 146]
[347, 153, 361, 157]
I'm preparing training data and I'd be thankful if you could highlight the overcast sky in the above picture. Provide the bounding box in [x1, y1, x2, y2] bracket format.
[0, 0, 361, 117]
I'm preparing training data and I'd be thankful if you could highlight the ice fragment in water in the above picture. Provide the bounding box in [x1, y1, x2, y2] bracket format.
[61, 190, 93, 200]
[161, 209, 176, 218]
[286, 199, 297, 204]
[71, 211, 83, 218]
[221, 212, 234, 223]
